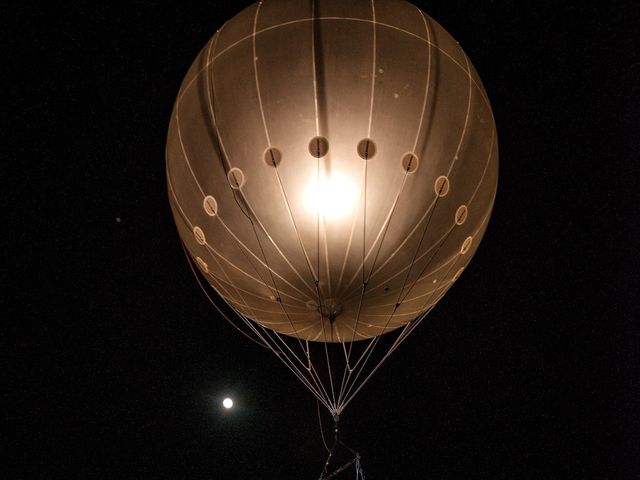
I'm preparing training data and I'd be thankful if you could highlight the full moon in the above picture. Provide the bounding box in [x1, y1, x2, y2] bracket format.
[222, 398, 233, 409]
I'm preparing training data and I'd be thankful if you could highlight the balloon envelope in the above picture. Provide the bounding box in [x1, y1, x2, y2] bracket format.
[167, 0, 498, 342]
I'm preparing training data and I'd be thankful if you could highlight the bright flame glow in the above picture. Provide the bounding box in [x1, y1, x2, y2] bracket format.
[222, 397, 233, 409]
[303, 171, 357, 220]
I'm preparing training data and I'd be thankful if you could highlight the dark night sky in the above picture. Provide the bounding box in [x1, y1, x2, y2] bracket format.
[6, 1, 639, 479]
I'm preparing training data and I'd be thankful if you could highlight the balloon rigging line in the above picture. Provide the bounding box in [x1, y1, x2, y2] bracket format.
[350, 137, 370, 345]
[364, 126, 495, 303]
[243, 211, 300, 304]
[216, 180, 338, 408]
[324, 12, 433, 410]
[411, 8, 433, 155]
[339, 170, 412, 297]
[394, 182, 447, 307]
[339, 206, 482, 411]
[203, 235, 282, 335]
[202, 243, 279, 298]
[252, 1, 272, 147]
[175, 180, 332, 405]
[246, 248, 335, 409]
[339, 290, 445, 411]
[333, 163, 366, 296]
[202, 253, 326, 408]
[389, 262, 460, 354]
[348, 204, 491, 317]
[201, 265, 302, 316]
[340, 242, 456, 303]
[339, 213, 460, 408]
[321, 217, 332, 299]
[363, 171, 411, 287]
[338, 333, 389, 410]
[203, 247, 308, 307]
[174, 112, 203, 199]
[366, 0, 377, 139]
[358, 0, 378, 341]
[398, 203, 493, 307]
[183, 242, 268, 349]
[270, 160, 335, 401]
[338, 135, 465, 410]
[230, 183, 317, 294]
[338, 310, 431, 413]
[203, 32, 311, 305]
[221, 170, 285, 301]
[255, 321, 336, 411]
[347, 49, 474, 290]
[339, 10, 422, 394]
[268, 127, 320, 284]
[215, 215, 315, 301]
[251, 3, 321, 291]
[334, 11, 428, 355]
[310, 1, 338, 400]
[336, 336, 377, 408]
[205, 29, 318, 299]
[210, 263, 335, 412]
[317, 398, 331, 454]
[318, 151, 338, 405]
[340, 255, 455, 306]
[251, 267, 334, 407]
[270, 326, 333, 403]
[257, 275, 337, 409]
[341, 127, 495, 303]
[310, 0, 320, 138]
[168, 182, 284, 302]
[251, 0, 342, 409]
[336, 167, 411, 406]
[446, 49, 473, 177]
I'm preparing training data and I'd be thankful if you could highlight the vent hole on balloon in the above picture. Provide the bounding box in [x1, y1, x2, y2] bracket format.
[401, 153, 419, 173]
[203, 195, 218, 216]
[196, 256, 209, 273]
[227, 167, 245, 189]
[308, 136, 329, 158]
[434, 175, 450, 197]
[193, 226, 206, 245]
[263, 147, 282, 167]
[461, 236, 473, 254]
[357, 138, 376, 160]
[453, 267, 464, 281]
[455, 205, 468, 225]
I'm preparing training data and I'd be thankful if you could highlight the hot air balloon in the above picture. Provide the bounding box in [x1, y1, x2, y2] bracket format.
[166, 0, 497, 476]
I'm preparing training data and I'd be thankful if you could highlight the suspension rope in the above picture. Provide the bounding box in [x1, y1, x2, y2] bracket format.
[317, 398, 331, 453]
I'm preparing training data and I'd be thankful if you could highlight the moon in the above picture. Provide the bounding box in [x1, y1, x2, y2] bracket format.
[222, 397, 233, 409]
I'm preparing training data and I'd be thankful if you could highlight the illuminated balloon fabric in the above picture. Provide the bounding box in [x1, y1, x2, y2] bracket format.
[166, 0, 498, 343]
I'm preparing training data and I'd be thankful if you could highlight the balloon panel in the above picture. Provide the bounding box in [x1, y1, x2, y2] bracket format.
[167, 0, 498, 342]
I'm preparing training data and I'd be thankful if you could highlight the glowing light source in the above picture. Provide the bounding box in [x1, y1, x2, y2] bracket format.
[222, 397, 233, 409]
[303, 171, 357, 220]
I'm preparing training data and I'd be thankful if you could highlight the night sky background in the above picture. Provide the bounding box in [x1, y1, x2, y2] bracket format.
[6, 1, 639, 479]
